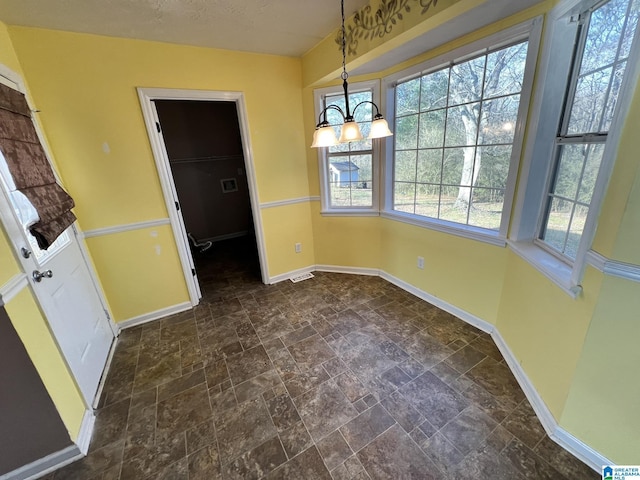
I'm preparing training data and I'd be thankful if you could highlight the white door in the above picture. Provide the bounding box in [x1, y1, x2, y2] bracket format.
[0, 110, 114, 407]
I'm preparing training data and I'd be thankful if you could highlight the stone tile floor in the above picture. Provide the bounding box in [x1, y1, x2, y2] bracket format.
[49, 239, 599, 479]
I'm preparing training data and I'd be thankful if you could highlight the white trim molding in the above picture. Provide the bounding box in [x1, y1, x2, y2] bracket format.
[0, 273, 29, 305]
[269, 262, 609, 472]
[75, 409, 95, 455]
[586, 250, 640, 283]
[116, 301, 192, 332]
[260, 196, 320, 209]
[0, 445, 82, 480]
[82, 218, 171, 238]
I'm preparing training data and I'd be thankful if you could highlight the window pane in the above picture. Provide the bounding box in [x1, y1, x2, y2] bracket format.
[396, 115, 419, 150]
[419, 110, 446, 148]
[567, 67, 612, 134]
[439, 185, 469, 223]
[420, 70, 449, 111]
[577, 144, 605, 203]
[415, 184, 440, 218]
[484, 42, 528, 98]
[566, 204, 589, 258]
[478, 95, 520, 145]
[417, 149, 443, 183]
[541, 197, 572, 253]
[475, 146, 512, 189]
[395, 150, 417, 182]
[396, 78, 421, 116]
[468, 188, 504, 230]
[581, 0, 627, 73]
[329, 154, 372, 208]
[394, 182, 416, 213]
[445, 103, 480, 147]
[602, 61, 626, 131]
[330, 182, 351, 206]
[350, 182, 372, 206]
[621, 0, 640, 59]
[449, 57, 486, 106]
[441, 148, 467, 186]
[552, 145, 583, 200]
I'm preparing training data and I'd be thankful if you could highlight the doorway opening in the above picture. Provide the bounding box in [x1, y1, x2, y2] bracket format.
[138, 88, 268, 305]
[155, 99, 261, 300]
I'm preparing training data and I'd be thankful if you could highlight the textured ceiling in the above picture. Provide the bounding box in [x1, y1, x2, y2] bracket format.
[0, 0, 370, 57]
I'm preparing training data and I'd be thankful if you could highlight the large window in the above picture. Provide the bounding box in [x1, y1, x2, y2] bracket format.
[387, 23, 538, 240]
[315, 81, 380, 214]
[538, 0, 640, 261]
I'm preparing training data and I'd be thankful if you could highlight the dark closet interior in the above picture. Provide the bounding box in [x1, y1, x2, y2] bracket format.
[154, 100, 260, 284]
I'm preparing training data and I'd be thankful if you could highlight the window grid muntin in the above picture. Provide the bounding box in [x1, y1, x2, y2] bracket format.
[539, 0, 638, 260]
[393, 40, 527, 231]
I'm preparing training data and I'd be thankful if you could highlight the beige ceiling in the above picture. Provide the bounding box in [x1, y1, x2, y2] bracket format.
[0, 0, 371, 57]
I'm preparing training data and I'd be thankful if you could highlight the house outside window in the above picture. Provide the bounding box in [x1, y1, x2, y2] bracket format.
[382, 20, 541, 244]
[314, 80, 381, 216]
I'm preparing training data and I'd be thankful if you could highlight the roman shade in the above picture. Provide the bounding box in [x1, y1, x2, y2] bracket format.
[0, 83, 76, 249]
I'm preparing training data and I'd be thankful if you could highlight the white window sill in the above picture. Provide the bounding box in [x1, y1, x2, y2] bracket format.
[320, 209, 380, 217]
[507, 240, 582, 298]
[381, 210, 507, 247]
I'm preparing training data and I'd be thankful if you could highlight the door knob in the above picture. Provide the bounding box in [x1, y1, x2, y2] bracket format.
[32, 270, 53, 282]
[21, 247, 32, 259]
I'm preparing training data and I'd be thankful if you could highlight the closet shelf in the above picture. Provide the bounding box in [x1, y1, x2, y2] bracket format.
[169, 154, 243, 164]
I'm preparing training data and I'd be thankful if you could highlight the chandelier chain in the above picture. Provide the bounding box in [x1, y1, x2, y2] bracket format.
[341, 0, 348, 81]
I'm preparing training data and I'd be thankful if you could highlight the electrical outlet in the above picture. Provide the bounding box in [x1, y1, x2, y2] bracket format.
[295, 243, 302, 253]
[417, 256, 425, 269]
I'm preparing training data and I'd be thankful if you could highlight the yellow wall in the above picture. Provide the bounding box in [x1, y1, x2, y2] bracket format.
[261, 202, 317, 277]
[561, 274, 640, 464]
[380, 220, 506, 323]
[8, 27, 313, 318]
[311, 204, 382, 269]
[496, 256, 603, 418]
[85, 225, 189, 320]
[0, 21, 86, 442]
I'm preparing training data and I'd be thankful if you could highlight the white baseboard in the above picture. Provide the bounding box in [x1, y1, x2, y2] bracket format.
[271, 263, 606, 472]
[269, 266, 316, 284]
[0, 445, 82, 480]
[315, 264, 380, 277]
[76, 409, 95, 455]
[116, 301, 192, 332]
[379, 271, 495, 335]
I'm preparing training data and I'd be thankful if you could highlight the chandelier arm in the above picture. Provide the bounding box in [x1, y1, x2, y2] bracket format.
[316, 104, 346, 127]
[352, 100, 384, 120]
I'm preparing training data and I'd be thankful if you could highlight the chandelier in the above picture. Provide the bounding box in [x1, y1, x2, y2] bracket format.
[311, 0, 393, 148]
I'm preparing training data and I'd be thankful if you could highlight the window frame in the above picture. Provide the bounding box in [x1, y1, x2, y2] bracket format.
[510, 0, 640, 295]
[381, 18, 543, 246]
[314, 80, 383, 216]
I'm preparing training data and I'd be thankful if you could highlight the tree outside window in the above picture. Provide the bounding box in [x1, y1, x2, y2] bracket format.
[393, 40, 529, 231]
[539, 0, 640, 260]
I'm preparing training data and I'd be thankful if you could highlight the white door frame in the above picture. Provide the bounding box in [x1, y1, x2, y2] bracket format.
[137, 88, 269, 302]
